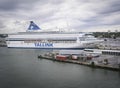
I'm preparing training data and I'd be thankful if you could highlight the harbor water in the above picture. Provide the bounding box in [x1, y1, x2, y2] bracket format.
[0, 47, 120, 88]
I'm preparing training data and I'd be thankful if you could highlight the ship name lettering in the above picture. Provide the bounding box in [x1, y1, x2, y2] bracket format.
[34, 43, 53, 47]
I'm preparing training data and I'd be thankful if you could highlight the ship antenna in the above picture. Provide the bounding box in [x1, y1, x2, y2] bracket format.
[66, 16, 70, 31]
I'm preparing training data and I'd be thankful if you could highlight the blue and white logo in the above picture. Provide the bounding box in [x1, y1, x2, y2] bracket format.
[28, 21, 41, 30]
[34, 42, 53, 47]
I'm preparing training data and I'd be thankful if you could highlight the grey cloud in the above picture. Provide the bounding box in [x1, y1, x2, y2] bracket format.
[98, 0, 120, 14]
[0, 0, 64, 21]
[0, 0, 18, 11]
[78, 0, 120, 29]
[0, 21, 6, 29]
[0, 0, 42, 11]
[0, 0, 64, 11]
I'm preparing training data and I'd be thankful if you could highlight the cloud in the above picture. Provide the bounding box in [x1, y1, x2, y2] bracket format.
[0, 22, 6, 29]
[0, 0, 44, 11]
[0, 0, 120, 33]
[99, 12, 120, 25]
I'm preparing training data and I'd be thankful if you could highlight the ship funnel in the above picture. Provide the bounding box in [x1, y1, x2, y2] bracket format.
[28, 21, 41, 30]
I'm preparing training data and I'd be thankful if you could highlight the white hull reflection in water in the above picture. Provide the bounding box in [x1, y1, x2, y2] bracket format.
[6, 21, 103, 49]
[0, 47, 120, 88]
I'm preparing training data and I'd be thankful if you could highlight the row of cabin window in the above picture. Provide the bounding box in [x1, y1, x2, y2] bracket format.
[24, 40, 76, 43]
[102, 51, 120, 56]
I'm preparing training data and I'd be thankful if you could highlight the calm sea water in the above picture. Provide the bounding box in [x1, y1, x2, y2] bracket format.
[0, 47, 120, 88]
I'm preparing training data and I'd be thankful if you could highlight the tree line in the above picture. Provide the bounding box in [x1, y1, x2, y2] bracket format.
[93, 32, 120, 39]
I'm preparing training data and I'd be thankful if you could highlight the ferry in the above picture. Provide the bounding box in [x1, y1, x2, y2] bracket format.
[6, 21, 103, 49]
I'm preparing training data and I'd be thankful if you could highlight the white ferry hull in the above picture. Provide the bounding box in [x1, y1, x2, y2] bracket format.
[6, 21, 103, 49]
[6, 41, 95, 49]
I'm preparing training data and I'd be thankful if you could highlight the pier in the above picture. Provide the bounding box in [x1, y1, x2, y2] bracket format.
[38, 50, 120, 71]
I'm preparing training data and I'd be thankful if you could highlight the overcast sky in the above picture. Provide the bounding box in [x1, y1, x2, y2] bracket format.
[0, 0, 120, 33]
